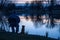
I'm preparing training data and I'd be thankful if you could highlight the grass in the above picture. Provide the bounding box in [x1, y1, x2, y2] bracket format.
[0, 31, 58, 40]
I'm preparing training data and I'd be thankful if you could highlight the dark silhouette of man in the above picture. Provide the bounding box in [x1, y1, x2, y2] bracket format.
[8, 14, 20, 33]
[21, 25, 25, 34]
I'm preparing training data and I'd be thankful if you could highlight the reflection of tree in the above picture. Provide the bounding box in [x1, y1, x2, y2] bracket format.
[25, 1, 29, 8]
[59, 26, 60, 33]
[31, 13, 34, 21]
[5, 2, 16, 16]
[0, 11, 3, 22]
[30, 1, 43, 22]
[47, 0, 55, 28]
[30, 1, 42, 10]
[0, 0, 16, 16]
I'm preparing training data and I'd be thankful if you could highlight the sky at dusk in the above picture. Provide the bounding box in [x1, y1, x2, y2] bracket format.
[11, 0, 33, 3]
[10, 0, 50, 3]
[0, 0, 60, 5]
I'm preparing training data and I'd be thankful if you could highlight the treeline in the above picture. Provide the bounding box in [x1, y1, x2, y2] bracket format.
[0, 1, 60, 17]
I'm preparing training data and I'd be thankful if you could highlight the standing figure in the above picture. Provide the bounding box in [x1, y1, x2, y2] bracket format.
[8, 14, 20, 33]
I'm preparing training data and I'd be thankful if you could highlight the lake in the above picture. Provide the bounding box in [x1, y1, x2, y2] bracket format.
[0, 15, 60, 39]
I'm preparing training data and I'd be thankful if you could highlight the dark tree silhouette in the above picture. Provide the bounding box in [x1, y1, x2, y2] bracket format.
[47, 0, 55, 27]
[25, 1, 29, 8]
[30, 1, 42, 10]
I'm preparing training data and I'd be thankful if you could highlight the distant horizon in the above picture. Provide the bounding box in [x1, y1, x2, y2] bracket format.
[15, 2, 50, 7]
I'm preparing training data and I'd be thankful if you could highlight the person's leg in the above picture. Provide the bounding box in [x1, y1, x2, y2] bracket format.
[16, 25, 19, 33]
[11, 26, 15, 33]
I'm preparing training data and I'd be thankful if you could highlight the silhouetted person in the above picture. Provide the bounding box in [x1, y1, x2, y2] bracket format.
[21, 25, 25, 34]
[8, 14, 20, 33]
[46, 32, 48, 38]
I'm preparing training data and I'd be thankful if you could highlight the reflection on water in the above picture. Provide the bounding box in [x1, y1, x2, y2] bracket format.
[19, 16, 60, 39]
[0, 15, 60, 39]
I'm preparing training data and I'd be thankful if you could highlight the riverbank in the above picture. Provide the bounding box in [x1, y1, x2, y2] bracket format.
[0, 31, 58, 40]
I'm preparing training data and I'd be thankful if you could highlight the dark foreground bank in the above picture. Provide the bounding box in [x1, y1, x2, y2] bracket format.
[0, 31, 58, 40]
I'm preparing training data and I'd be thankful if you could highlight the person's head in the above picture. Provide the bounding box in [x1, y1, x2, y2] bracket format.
[22, 25, 25, 28]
